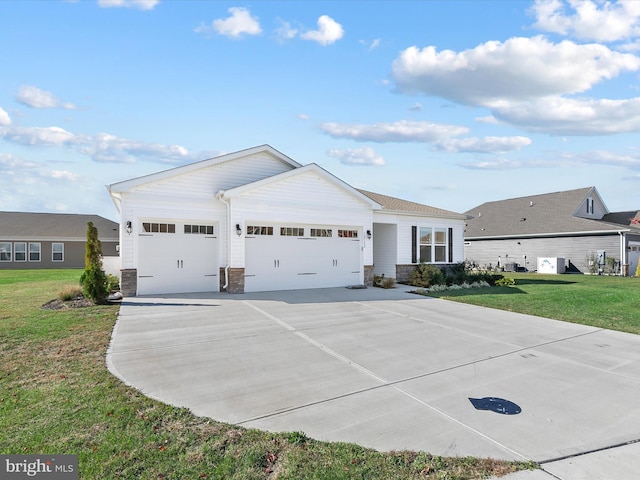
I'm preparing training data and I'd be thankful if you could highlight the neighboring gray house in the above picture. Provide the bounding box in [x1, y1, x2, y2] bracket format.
[463, 187, 640, 275]
[0, 212, 119, 270]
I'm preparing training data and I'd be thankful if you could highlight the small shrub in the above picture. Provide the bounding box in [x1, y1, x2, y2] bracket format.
[495, 277, 516, 287]
[636, 262, 640, 277]
[410, 264, 445, 287]
[106, 274, 120, 292]
[381, 277, 395, 289]
[58, 286, 83, 301]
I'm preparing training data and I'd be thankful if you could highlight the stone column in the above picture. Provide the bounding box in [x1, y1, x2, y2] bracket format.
[227, 268, 245, 294]
[120, 269, 137, 297]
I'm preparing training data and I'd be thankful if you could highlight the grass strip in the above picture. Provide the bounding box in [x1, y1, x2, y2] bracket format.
[420, 273, 640, 335]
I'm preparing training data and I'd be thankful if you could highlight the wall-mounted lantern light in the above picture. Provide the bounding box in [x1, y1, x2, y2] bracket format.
[235, 224, 242, 236]
[366, 229, 372, 239]
[126, 221, 132, 235]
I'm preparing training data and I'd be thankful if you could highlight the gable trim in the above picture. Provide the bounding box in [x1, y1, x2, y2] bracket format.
[107, 145, 301, 194]
[219, 163, 382, 209]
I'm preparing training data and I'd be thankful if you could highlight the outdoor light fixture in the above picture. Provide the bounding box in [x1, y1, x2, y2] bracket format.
[366, 230, 372, 239]
[126, 221, 132, 235]
[236, 224, 242, 236]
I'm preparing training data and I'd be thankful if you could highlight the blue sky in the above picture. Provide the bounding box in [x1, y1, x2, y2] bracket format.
[1, 0, 640, 222]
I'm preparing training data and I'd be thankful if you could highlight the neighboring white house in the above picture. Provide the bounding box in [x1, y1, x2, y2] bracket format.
[107, 145, 466, 295]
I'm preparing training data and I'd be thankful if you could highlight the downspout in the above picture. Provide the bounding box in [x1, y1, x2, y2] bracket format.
[619, 231, 627, 276]
[215, 190, 231, 290]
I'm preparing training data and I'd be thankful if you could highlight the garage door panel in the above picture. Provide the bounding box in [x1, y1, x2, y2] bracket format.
[245, 226, 362, 292]
[137, 228, 219, 295]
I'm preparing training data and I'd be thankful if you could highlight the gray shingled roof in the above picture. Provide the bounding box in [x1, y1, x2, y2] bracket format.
[357, 189, 465, 218]
[464, 187, 632, 239]
[602, 210, 640, 226]
[0, 212, 119, 240]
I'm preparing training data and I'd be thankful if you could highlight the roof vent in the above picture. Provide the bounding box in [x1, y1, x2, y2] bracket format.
[530, 201, 534, 207]
[520, 217, 526, 221]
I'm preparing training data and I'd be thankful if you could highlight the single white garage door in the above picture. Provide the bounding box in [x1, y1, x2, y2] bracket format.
[244, 225, 361, 292]
[137, 221, 219, 295]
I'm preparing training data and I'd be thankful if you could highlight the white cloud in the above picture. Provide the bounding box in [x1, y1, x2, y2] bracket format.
[16, 85, 77, 110]
[196, 7, 262, 39]
[3, 126, 76, 146]
[391, 36, 640, 106]
[531, 0, 640, 42]
[40, 170, 80, 181]
[300, 15, 344, 46]
[492, 96, 640, 134]
[434, 136, 532, 153]
[0, 124, 219, 164]
[97, 0, 159, 10]
[0, 152, 39, 169]
[327, 147, 385, 166]
[319, 120, 468, 143]
[409, 103, 423, 112]
[275, 19, 298, 42]
[0, 107, 11, 126]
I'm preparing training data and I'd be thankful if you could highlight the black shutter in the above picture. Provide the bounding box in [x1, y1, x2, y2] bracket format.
[448, 227, 453, 263]
[411, 226, 417, 263]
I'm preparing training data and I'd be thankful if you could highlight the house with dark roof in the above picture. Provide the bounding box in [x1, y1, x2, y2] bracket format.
[463, 187, 640, 275]
[0, 212, 119, 270]
[108, 145, 466, 295]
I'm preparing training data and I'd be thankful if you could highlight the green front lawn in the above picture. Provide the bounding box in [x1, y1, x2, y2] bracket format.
[0, 270, 534, 479]
[423, 273, 640, 335]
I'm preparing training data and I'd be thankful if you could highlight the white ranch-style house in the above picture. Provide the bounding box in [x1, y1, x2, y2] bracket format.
[107, 145, 466, 295]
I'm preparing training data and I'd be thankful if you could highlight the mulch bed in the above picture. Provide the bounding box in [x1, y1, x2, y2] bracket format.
[41, 296, 94, 310]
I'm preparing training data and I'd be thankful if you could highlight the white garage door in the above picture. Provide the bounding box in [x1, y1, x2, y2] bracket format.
[245, 225, 361, 292]
[137, 221, 219, 295]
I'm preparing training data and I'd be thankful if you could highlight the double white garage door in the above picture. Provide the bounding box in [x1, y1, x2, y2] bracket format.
[244, 225, 362, 292]
[136, 221, 362, 295]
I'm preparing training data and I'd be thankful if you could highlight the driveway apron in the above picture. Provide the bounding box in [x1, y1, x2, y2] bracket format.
[107, 287, 640, 466]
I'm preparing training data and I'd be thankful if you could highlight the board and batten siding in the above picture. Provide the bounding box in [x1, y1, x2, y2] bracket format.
[119, 196, 226, 269]
[372, 223, 397, 278]
[130, 152, 295, 198]
[465, 234, 622, 272]
[230, 170, 374, 268]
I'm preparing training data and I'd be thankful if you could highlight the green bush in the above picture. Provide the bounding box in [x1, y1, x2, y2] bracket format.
[495, 277, 516, 287]
[409, 264, 445, 287]
[80, 221, 109, 304]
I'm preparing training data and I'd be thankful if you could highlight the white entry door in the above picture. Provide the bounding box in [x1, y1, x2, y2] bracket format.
[244, 225, 362, 292]
[137, 221, 219, 295]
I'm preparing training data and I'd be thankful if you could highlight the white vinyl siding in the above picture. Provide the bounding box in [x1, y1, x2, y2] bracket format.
[132, 152, 294, 198]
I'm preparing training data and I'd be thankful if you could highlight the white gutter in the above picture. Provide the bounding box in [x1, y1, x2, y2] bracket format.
[215, 190, 231, 291]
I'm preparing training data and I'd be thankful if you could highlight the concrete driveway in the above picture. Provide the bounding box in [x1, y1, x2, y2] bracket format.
[107, 286, 640, 477]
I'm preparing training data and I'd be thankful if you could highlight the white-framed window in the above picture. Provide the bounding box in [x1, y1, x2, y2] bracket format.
[29, 242, 41, 262]
[310, 228, 332, 237]
[419, 227, 451, 264]
[0, 242, 11, 262]
[338, 229, 358, 238]
[52, 243, 64, 262]
[14, 243, 26, 262]
[184, 224, 214, 235]
[247, 226, 273, 235]
[280, 227, 304, 237]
